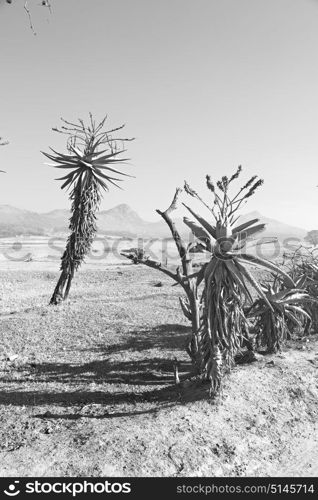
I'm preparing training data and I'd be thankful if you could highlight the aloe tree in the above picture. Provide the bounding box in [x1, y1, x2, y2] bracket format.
[183, 167, 295, 394]
[42, 114, 133, 305]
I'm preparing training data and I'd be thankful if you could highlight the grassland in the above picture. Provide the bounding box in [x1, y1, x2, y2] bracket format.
[0, 260, 317, 477]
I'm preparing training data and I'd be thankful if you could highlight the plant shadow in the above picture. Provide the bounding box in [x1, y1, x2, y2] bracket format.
[0, 323, 210, 419]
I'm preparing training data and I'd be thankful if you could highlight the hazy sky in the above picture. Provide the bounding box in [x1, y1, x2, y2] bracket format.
[1, 0, 318, 229]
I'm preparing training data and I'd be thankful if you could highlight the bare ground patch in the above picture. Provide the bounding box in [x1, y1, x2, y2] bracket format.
[0, 266, 317, 476]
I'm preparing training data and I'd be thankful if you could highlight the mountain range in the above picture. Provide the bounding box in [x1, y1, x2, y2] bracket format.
[0, 203, 308, 242]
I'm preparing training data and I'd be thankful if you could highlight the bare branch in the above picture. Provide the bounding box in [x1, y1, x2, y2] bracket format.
[6, 0, 53, 34]
[164, 187, 183, 216]
[155, 188, 193, 278]
[24, 1, 36, 35]
[121, 253, 185, 286]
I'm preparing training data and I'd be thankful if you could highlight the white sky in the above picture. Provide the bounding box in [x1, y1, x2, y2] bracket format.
[1, 0, 318, 229]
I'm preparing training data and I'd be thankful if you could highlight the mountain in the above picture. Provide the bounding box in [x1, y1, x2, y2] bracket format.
[0, 204, 307, 242]
[236, 211, 306, 242]
[42, 204, 174, 238]
[0, 205, 48, 237]
[97, 204, 162, 236]
[44, 209, 70, 232]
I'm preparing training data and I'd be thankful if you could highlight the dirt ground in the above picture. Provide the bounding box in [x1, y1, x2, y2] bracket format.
[0, 264, 317, 477]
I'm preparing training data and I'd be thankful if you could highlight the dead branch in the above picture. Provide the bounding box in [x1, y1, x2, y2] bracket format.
[121, 253, 186, 288]
[122, 188, 204, 368]
[6, 0, 53, 35]
[156, 188, 191, 277]
[24, 1, 36, 35]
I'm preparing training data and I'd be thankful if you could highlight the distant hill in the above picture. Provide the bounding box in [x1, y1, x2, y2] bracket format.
[43, 209, 70, 233]
[0, 204, 307, 242]
[97, 204, 165, 237]
[0, 205, 49, 237]
[236, 211, 306, 242]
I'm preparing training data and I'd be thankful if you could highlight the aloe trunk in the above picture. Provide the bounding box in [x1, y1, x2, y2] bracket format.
[50, 176, 100, 304]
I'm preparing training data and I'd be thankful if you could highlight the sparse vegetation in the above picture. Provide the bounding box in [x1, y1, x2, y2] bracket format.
[122, 247, 148, 264]
[2, 0, 318, 479]
[304, 230, 318, 246]
[42, 114, 133, 304]
[248, 277, 312, 353]
[284, 246, 318, 333]
[0, 265, 317, 477]
[182, 167, 295, 394]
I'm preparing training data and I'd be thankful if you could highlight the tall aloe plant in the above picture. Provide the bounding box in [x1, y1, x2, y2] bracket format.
[42, 114, 133, 305]
[183, 167, 295, 394]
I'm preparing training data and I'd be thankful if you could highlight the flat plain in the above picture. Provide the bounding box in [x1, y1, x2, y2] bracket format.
[0, 255, 317, 477]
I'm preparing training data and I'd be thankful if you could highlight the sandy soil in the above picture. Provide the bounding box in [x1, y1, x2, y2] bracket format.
[0, 264, 317, 477]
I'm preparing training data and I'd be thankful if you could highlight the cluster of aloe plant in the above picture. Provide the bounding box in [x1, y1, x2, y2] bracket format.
[181, 167, 302, 393]
[37, 113, 317, 394]
[121, 166, 317, 394]
[247, 276, 313, 353]
[283, 246, 318, 333]
[3, 113, 317, 396]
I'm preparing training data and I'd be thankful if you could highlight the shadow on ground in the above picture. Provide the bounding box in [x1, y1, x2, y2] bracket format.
[0, 323, 209, 418]
[102, 322, 192, 354]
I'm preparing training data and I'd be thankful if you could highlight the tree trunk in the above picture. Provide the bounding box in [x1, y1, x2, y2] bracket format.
[63, 266, 75, 301]
[185, 281, 202, 371]
[50, 269, 69, 305]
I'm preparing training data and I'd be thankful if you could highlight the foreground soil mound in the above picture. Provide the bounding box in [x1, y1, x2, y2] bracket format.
[0, 267, 317, 476]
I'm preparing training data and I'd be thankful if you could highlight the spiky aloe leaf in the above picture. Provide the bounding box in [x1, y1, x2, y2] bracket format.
[270, 288, 307, 302]
[284, 310, 304, 328]
[179, 296, 192, 321]
[238, 254, 295, 288]
[182, 203, 217, 239]
[234, 259, 273, 309]
[224, 259, 253, 303]
[278, 293, 316, 304]
[183, 217, 211, 241]
[232, 218, 260, 234]
[235, 224, 266, 240]
[285, 305, 311, 321]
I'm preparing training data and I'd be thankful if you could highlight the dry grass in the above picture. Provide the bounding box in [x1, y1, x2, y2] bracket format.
[0, 265, 317, 476]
